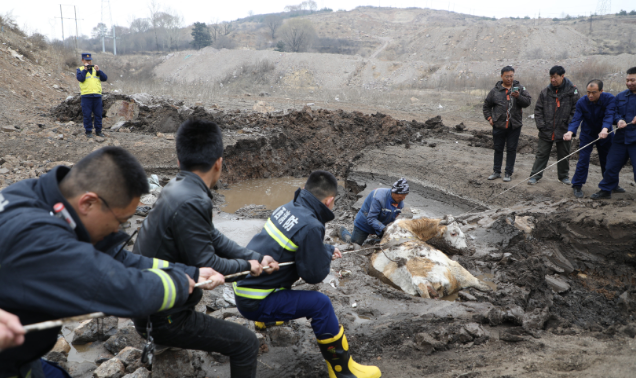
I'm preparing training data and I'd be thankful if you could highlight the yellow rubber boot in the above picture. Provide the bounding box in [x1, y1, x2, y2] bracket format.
[317, 325, 381, 378]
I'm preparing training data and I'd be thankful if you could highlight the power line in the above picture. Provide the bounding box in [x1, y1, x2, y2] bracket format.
[596, 0, 611, 15]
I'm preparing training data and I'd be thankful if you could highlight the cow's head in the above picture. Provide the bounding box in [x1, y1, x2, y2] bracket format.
[432, 214, 468, 254]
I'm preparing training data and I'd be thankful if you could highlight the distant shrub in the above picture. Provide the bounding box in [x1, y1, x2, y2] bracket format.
[617, 10, 628, 16]
[630, 10, 636, 15]
[275, 41, 285, 52]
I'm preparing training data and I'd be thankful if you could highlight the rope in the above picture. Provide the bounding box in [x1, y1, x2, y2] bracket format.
[195, 261, 296, 287]
[460, 128, 617, 216]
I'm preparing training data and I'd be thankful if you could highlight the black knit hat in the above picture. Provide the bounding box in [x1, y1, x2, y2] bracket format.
[391, 178, 409, 194]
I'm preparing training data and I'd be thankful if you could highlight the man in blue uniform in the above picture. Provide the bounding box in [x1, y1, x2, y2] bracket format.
[76, 53, 107, 138]
[591, 67, 636, 199]
[563, 79, 622, 198]
[133, 119, 279, 378]
[234, 171, 381, 378]
[340, 178, 409, 245]
[0, 147, 223, 378]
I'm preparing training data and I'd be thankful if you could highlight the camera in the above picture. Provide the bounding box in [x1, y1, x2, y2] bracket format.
[512, 86, 519, 93]
[85, 64, 94, 71]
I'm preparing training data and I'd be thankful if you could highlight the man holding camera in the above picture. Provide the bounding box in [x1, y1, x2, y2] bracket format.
[76, 53, 107, 138]
[483, 66, 532, 182]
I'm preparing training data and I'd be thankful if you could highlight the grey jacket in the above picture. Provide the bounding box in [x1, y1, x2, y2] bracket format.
[483, 80, 532, 129]
[133, 171, 263, 274]
[534, 78, 580, 142]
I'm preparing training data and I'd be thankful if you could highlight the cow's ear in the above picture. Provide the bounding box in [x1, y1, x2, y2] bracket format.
[439, 214, 455, 225]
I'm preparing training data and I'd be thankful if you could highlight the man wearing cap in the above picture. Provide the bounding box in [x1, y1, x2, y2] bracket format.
[76, 53, 107, 138]
[340, 178, 409, 245]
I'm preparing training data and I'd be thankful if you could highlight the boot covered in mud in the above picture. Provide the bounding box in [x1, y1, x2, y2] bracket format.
[317, 325, 381, 378]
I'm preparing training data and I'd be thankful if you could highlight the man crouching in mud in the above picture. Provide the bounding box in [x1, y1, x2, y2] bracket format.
[133, 118, 280, 377]
[234, 170, 382, 378]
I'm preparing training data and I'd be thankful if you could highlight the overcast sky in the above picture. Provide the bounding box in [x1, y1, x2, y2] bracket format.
[7, 0, 636, 40]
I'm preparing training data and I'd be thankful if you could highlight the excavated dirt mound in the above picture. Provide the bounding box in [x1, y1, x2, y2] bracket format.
[52, 94, 588, 184]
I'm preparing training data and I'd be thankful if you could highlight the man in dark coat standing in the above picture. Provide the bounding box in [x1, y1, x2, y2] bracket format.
[528, 66, 580, 185]
[483, 66, 532, 182]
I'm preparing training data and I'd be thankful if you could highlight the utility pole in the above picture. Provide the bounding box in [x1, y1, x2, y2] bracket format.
[589, 14, 593, 34]
[57, 5, 82, 51]
[59, 5, 65, 46]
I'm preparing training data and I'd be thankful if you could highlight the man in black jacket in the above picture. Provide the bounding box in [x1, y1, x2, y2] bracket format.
[133, 119, 279, 378]
[528, 66, 580, 185]
[0, 147, 222, 378]
[234, 171, 381, 378]
[483, 66, 532, 182]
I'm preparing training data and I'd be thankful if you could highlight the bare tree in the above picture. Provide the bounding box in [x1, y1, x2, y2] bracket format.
[148, 0, 161, 50]
[279, 18, 316, 52]
[263, 15, 283, 39]
[221, 21, 233, 36]
[209, 19, 221, 42]
[130, 18, 151, 33]
[162, 8, 183, 51]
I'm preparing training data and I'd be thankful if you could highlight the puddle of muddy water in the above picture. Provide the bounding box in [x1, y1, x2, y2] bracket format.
[218, 177, 307, 213]
[62, 323, 102, 363]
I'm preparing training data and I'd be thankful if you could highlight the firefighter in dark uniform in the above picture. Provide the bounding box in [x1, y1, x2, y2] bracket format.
[76, 53, 107, 138]
[0, 147, 223, 378]
[234, 171, 382, 378]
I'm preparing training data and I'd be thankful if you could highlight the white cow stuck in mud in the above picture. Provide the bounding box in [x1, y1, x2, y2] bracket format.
[369, 215, 492, 298]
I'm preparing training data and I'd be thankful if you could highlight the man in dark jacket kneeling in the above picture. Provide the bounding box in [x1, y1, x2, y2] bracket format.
[528, 66, 580, 185]
[483, 66, 532, 182]
[133, 119, 279, 378]
[234, 171, 381, 378]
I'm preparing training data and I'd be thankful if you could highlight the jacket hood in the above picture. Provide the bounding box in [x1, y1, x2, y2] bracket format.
[293, 188, 335, 224]
[495, 80, 521, 91]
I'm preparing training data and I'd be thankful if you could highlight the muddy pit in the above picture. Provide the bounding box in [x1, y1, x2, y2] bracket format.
[48, 95, 636, 377]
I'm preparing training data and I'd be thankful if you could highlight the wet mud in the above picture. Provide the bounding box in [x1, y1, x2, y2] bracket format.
[47, 95, 636, 377]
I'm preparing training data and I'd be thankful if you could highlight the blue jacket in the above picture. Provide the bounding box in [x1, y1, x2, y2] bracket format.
[353, 188, 403, 235]
[0, 167, 197, 376]
[234, 189, 335, 312]
[613, 89, 636, 145]
[568, 92, 616, 137]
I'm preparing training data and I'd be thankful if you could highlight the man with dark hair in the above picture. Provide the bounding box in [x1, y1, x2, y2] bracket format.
[528, 66, 580, 185]
[0, 147, 223, 377]
[483, 66, 532, 182]
[591, 67, 636, 199]
[76, 53, 107, 138]
[564, 79, 621, 198]
[341, 177, 409, 245]
[234, 170, 381, 378]
[133, 118, 279, 378]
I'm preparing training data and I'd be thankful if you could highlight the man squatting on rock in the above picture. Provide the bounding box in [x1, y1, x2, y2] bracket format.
[528, 65, 580, 185]
[483, 66, 532, 182]
[76, 53, 107, 138]
[563, 79, 625, 198]
[591, 67, 636, 200]
[340, 178, 409, 245]
[235, 170, 381, 378]
[0, 147, 222, 378]
[132, 119, 280, 378]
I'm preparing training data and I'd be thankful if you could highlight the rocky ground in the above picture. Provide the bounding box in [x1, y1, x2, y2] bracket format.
[2, 91, 634, 377]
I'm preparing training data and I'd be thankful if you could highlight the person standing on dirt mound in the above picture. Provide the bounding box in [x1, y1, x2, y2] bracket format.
[528, 66, 580, 186]
[234, 170, 381, 378]
[591, 67, 636, 200]
[563, 79, 623, 198]
[340, 178, 409, 245]
[132, 119, 280, 378]
[76, 53, 107, 138]
[483, 66, 532, 182]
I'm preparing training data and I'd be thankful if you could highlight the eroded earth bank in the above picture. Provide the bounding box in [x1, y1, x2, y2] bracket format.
[3, 94, 636, 378]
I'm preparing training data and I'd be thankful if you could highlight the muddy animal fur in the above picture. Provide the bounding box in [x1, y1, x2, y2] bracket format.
[371, 216, 489, 298]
